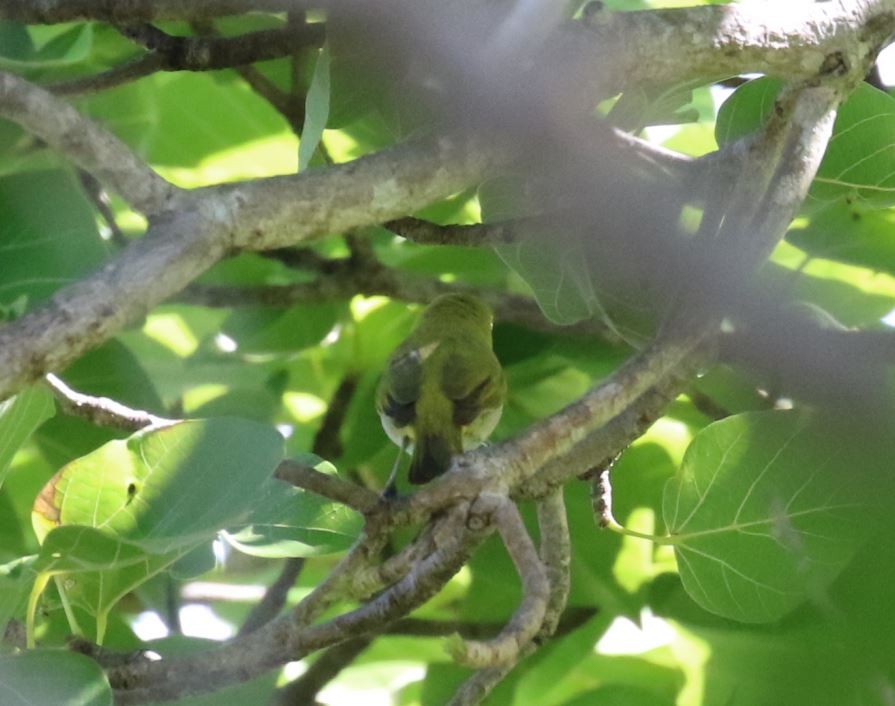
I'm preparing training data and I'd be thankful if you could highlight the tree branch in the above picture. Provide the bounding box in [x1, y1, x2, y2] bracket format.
[0, 134, 499, 404]
[116, 22, 324, 69]
[179, 262, 619, 341]
[275, 635, 374, 706]
[275, 460, 381, 516]
[450, 499, 549, 668]
[0, 71, 178, 214]
[535, 488, 571, 639]
[111, 501, 492, 704]
[44, 374, 174, 431]
[575, 0, 895, 100]
[237, 559, 305, 638]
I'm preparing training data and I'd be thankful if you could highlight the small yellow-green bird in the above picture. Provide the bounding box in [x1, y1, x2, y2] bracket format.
[377, 293, 506, 487]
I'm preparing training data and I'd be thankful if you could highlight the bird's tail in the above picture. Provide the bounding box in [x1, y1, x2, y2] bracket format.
[409, 391, 462, 484]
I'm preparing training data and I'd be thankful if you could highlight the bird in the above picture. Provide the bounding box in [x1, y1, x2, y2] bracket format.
[376, 293, 506, 490]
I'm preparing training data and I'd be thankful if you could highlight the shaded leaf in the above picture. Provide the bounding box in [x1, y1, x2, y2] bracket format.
[0, 22, 94, 69]
[0, 650, 113, 706]
[224, 455, 362, 557]
[0, 385, 54, 489]
[298, 44, 331, 171]
[0, 170, 108, 312]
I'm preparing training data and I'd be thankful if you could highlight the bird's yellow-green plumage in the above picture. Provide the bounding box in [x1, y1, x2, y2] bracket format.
[376, 293, 506, 485]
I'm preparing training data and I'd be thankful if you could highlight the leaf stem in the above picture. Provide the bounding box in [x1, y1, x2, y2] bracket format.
[54, 576, 84, 639]
[604, 519, 675, 546]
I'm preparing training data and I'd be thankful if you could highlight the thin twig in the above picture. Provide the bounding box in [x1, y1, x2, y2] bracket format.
[77, 170, 129, 248]
[237, 559, 305, 637]
[385, 217, 522, 246]
[45, 374, 174, 431]
[275, 635, 374, 706]
[275, 460, 381, 516]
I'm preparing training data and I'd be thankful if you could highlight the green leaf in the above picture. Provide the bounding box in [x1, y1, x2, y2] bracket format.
[0, 170, 108, 312]
[34, 526, 157, 575]
[0, 385, 55, 489]
[224, 475, 362, 558]
[220, 302, 345, 355]
[33, 526, 191, 640]
[607, 79, 704, 133]
[714, 77, 782, 147]
[560, 685, 676, 706]
[479, 176, 626, 331]
[786, 198, 895, 277]
[299, 44, 331, 171]
[0, 555, 37, 626]
[0, 650, 113, 706]
[716, 79, 895, 207]
[81, 72, 295, 187]
[32, 418, 284, 553]
[664, 411, 876, 623]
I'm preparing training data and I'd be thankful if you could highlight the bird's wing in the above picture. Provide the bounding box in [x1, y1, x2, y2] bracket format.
[441, 346, 505, 426]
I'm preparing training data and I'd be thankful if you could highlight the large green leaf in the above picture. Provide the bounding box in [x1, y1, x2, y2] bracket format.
[32, 418, 284, 552]
[28, 419, 282, 642]
[716, 79, 895, 207]
[0, 650, 113, 706]
[664, 411, 876, 623]
[0, 170, 108, 313]
[0, 385, 54, 489]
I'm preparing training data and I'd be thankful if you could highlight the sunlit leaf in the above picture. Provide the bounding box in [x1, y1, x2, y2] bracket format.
[664, 411, 877, 622]
[787, 198, 895, 278]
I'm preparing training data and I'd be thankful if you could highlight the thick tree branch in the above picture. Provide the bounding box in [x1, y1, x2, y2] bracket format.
[450, 499, 549, 668]
[0, 134, 499, 404]
[575, 0, 895, 99]
[111, 502, 493, 704]
[0, 71, 178, 214]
